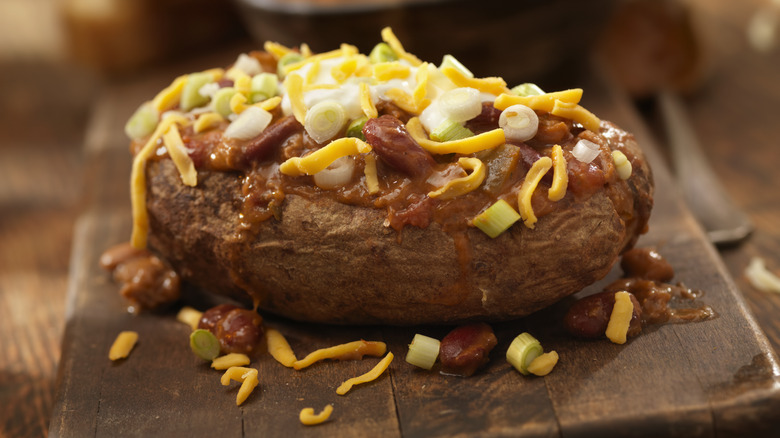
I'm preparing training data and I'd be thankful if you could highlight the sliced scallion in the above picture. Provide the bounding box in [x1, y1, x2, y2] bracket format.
[190, 329, 220, 361]
[180, 72, 213, 111]
[499, 104, 539, 142]
[506, 332, 543, 375]
[250, 72, 279, 103]
[430, 119, 474, 142]
[369, 42, 398, 64]
[405, 334, 441, 370]
[345, 116, 368, 141]
[277, 52, 305, 78]
[124, 101, 159, 140]
[213, 87, 237, 117]
[511, 83, 545, 97]
[304, 100, 347, 144]
[438, 87, 482, 123]
[440, 54, 473, 78]
[473, 199, 521, 238]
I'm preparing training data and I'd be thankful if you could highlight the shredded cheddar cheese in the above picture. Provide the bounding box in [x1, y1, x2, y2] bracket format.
[406, 117, 505, 154]
[331, 56, 358, 82]
[527, 351, 559, 376]
[263, 41, 294, 60]
[336, 352, 394, 395]
[293, 340, 387, 370]
[359, 82, 378, 119]
[413, 63, 430, 107]
[280, 137, 372, 176]
[363, 153, 380, 194]
[428, 157, 486, 200]
[151, 75, 187, 113]
[300, 43, 313, 58]
[161, 124, 197, 187]
[130, 115, 188, 248]
[305, 58, 321, 84]
[266, 328, 297, 368]
[109, 331, 138, 361]
[381, 27, 422, 66]
[211, 353, 251, 370]
[550, 100, 601, 132]
[176, 306, 203, 330]
[372, 62, 411, 81]
[606, 291, 634, 344]
[517, 156, 553, 229]
[285, 74, 307, 124]
[493, 89, 584, 112]
[548, 145, 568, 201]
[440, 66, 510, 96]
[193, 112, 225, 133]
[221, 366, 259, 406]
[385, 88, 429, 114]
[300, 405, 334, 426]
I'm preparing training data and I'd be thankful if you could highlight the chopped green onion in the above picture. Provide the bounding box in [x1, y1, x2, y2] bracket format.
[180, 72, 213, 111]
[499, 104, 538, 142]
[405, 334, 441, 370]
[212, 87, 237, 117]
[369, 42, 398, 64]
[124, 101, 159, 140]
[304, 100, 347, 144]
[473, 199, 521, 238]
[440, 54, 474, 78]
[345, 116, 368, 141]
[506, 332, 543, 375]
[277, 52, 305, 77]
[430, 119, 474, 142]
[510, 83, 545, 97]
[439, 87, 482, 123]
[224, 106, 273, 140]
[250, 72, 279, 103]
[190, 329, 220, 361]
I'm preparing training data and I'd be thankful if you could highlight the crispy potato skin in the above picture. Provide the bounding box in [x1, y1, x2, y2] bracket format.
[145, 122, 653, 325]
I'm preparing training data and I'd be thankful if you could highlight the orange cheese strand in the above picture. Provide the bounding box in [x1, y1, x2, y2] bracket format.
[336, 352, 394, 395]
[293, 340, 387, 370]
[548, 145, 568, 202]
[517, 156, 552, 229]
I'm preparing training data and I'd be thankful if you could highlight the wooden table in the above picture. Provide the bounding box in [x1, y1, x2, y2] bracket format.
[2, 0, 780, 436]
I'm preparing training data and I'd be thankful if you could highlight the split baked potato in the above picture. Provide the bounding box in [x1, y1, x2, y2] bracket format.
[122, 28, 653, 325]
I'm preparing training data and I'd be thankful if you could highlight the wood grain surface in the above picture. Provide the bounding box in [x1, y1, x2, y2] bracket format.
[44, 39, 780, 438]
[3, 0, 780, 436]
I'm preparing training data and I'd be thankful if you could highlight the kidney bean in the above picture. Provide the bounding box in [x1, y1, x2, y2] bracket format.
[215, 308, 264, 355]
[621, 248, 675, 282]
[101, 242, 181, 312]
[439, 322, 497, 377]
[241, 115, 303, 166]
[198, 304, 239, 332]
[362, 115, 435, 177]
[564, 290, 642, 339]
[465, 102, 502, 134]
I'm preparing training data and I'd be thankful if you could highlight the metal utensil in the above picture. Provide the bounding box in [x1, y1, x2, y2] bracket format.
[658, 91, 753, 246]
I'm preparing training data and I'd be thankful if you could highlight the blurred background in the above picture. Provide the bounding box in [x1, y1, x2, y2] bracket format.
[1, 0, 779, 436]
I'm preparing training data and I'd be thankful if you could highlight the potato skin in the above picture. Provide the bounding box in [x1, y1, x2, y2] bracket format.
[145, 122, 652, 325]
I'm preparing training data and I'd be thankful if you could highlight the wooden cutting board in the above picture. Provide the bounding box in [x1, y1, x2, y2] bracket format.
[49, 60, 780, 437]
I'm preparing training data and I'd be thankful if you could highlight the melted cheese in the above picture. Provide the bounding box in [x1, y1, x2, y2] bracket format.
[279, 137, 372, 176]
[517, 156, 552, 229]
[493, 88, 583, 112]
[548, 145, 568, 201]
[381, 27, 422, 66]
[406, 117, 505, 154]
[606, 291, 634, 345]
[550, 100, 601, 132]
[162, 124, 197, 187]
[428, 157, 486, 200]
[108, 331, 138, 361]
[336, 352, 394, 395]
[265, 328, 297, 368]
[300, 405, 334, 426]
[440, 66, 510, 96]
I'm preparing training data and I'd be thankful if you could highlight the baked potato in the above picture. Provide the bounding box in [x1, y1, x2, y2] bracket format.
[122, 28, 653, 325]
